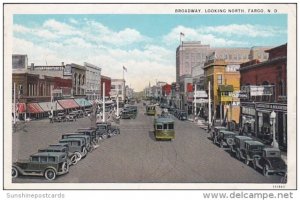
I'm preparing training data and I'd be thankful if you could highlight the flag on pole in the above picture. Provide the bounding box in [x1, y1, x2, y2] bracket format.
[123, 66, 127, 72]
[180, 32, 185, 36]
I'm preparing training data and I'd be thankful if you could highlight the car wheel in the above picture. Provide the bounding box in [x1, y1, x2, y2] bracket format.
[70, 155, 77, 165]
[74, 152, 82, 161]
[102, 134, 108, 139]
[44, 168, 56, 181]
[263, 165, 270, 176]
[87, 145, 93, 153]
[236, 151, 240, 160]
[12, 167, 18, 178]
[220, 141, 223, 148]
[82, 147, 88, 157]
[62, 162, 69, 173]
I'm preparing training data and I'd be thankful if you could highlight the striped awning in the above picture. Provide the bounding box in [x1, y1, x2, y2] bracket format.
[74, 98, 92, 107]
[27, 103, 44, 113]
[57, 99, 79, 109]
[12, 103, 26, 113]
[38, 101, 63, 112]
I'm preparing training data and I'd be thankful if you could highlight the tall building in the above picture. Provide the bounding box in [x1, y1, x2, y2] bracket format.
[111, 79, 125, 102]
[84, 62, 101, 100]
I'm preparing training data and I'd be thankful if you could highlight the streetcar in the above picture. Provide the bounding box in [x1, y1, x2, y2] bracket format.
[154, 115, 175, 140]
[146, 105, 156, 116]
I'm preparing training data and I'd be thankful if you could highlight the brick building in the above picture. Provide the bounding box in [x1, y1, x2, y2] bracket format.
[101, 75, 111, 98]
[239, 43, 287, 150]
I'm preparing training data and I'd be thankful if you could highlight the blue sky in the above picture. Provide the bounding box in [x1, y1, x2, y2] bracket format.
[13, 14, 287, 91]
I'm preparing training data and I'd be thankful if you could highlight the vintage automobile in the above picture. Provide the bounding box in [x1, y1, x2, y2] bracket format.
[61, 133, 93, 152]
[77, 127, 100, 144]
[96, 121, 120, 139]
[59, 137, 88, 161]
[53, 112, 66, 122]
[211, 126, 227, 140]
[38, 145, 77, 166]
[66, 111, 77, 122]
[237, 140, 265, 165]
[146, 105, 156, 116]
[177, 110, 187, 121]
[77, 110, 84, 118]
[120, 109, 137, 119]
[253, 148, 287, 176]
[154, 115, 175, 140]
[230, 135, 253, 158]
[12, 152, 69, 180]
[213, 130, 237, 148]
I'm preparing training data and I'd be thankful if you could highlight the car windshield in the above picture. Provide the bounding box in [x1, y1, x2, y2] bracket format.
[97, 125, 106, 129]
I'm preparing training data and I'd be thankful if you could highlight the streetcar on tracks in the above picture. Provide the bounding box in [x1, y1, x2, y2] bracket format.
[146, 105, 156, 116]
[154, 115, 175, 140]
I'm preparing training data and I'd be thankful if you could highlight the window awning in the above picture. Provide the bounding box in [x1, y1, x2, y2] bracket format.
[38, 101, 63, 112]
[57, 99, 79, 109]
[74, 98, 92, 107]
[27, 103, 44, 113]
[12, 103, 26, 113]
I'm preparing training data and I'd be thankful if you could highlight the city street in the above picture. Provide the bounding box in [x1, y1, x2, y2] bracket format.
[12, 103, 282, 183]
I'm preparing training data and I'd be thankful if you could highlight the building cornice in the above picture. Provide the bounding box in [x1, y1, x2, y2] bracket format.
[239, 56, 287, 72]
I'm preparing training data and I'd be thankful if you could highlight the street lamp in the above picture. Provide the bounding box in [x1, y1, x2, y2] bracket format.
[270, 110, 279, 148]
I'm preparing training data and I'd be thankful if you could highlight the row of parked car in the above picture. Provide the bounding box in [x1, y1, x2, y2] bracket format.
[12, 121, 120, 181]
[51, 109, 92, 123]
[211, 126, 287, 177]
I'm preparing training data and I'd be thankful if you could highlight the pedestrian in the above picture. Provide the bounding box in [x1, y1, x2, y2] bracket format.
[49, 113, 53, 123]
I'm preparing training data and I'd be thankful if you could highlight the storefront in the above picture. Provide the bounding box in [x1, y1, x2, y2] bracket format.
[27, 103, 44, 119]
[57, 99, 80, 113]
[38, 101, 64, 116]
[240, 102, 256, 136]
[256, 103, 287, 150]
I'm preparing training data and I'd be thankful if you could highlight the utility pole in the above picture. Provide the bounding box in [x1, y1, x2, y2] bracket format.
[208, 81, 211, 131]
[194, 83, 197, 122]
[102, 82, 105, 122]
[116, 86, 119, 118]
[13, 82, 16, 125]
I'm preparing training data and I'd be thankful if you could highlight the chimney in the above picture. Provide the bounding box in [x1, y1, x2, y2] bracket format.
[31, 63, 34, 70]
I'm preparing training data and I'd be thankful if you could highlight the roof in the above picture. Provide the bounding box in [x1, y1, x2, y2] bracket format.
[244, 140, 264, 146]
[220, 130, 236, 135]
[74, 98, 92, 107]
[59, 138, 84, 142]
[31, 152, 66, 157]
[39, 146, 66, 151]
[214, 126, 227, 129]
[155, 117, 174, 123]
[263, 147, 281, 152]
[218, 85, 234, 92]
[234, 136, 252, 140]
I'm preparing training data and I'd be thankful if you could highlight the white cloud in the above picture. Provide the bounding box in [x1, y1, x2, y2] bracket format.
[69, 18, 78, 24]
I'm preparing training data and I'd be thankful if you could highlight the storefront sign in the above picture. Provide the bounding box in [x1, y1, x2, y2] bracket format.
[249, 85, 273, 96]
[242, 107, 256, 116]
[240, 102, 256, 109]
[232, 91, 249, 98]
[256, 103, 287, 112]
[194, 91, 208, 98]
[232, 101, 240, 106]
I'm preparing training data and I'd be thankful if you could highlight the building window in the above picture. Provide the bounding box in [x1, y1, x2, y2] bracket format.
[262, 81, 269, 102]
[217, 74, 223, 85]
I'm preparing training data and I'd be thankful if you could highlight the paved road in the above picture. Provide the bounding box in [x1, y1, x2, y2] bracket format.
[12, 103, 282, 183]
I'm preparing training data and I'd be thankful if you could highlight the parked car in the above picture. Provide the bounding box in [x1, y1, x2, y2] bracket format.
[49, 143, 77, 165]
[66, 111, 77, 122]
[12, 152, 69, 180]
[237, 140, 265, 166]
[77, 110, 84, 118]
[120, 109, 136, 119]
[77, 127, 100, 144]
[59, 137, 88, 161]
[211, 126, 227, 140]
[96, 122, 120, 139]
[213, 130, 237, 148]
[53, 112, 66, 122]
[177, 110, 187, 120]
[253, 148, 287, 176]
[38, 145, 77, 165]
[61, 133, 93, 152]
[230, 135, 253, 158]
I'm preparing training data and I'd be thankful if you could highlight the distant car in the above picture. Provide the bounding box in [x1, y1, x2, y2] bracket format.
[230, 135, 253, 158]
[213, 130, 237, 148]
[66, 111, 77, 122]
[61, 133, 93, 152]
[96, 122, 120, 138]
[59, 137, 88, 161]
[77, 127, 100, 144]
[237, 140, 265, 166]
[54, 112, 66, 122]
[12, 152, 69, 180]
[38, 145, 77, 166]
[253, 148, 287, 176]
[177, 110, 187, 120]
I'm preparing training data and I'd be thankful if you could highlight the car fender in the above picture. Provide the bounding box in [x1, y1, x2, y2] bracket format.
[12, 164, 25, 175]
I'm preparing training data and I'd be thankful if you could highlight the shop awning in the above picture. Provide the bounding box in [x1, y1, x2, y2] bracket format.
[38, 101, 63, 112]
[74, 98, 92, 107]
[27, 103, 44, 113]
[218, 85, 234, 92]
[12, 103, 26, 113]
[58, 99, 79, 109]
